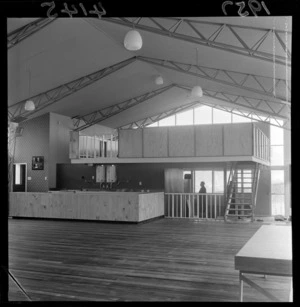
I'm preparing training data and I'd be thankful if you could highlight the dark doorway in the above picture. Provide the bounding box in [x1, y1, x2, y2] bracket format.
[13, 163, 26, 192]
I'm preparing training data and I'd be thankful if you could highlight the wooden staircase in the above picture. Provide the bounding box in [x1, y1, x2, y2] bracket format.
[224, 162, 260, 222]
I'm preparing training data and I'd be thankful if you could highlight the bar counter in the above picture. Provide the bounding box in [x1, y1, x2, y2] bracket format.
[9, 191, 164, 223]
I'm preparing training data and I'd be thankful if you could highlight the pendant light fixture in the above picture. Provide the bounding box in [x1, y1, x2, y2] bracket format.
[124, 22, 143, 51]
[191, 48, 203, 98]
[24, 68, 35, 111]
[155, 75, 164, 85]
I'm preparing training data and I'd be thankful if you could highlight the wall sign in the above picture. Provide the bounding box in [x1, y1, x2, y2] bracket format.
[32, 156, 44, 170]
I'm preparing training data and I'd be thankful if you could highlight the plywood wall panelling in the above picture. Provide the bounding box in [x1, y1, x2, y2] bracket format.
[164, 169, 184, 193]
[69, 131, 79, 159]
[168, 126, 194, 157]
[223, 123, 253, 156]
[143, 127, 168, 157]
[195, 124, 223, 156]
[14, 114, 50, 192]
[118, 129, 143, 158]
[254, 169, 271, 216]
[138, 192, 164, 221]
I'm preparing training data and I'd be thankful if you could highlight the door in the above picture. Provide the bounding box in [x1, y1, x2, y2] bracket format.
[13, 163, 26, 192]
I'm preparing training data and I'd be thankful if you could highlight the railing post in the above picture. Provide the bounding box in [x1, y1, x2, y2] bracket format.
[180, 194, 182, 218]
[206, 195, 208, 219]
[110, 134, 113, 158]
[93, 136, 96, 158]
[214, 194, 217, 219]
[171, 194, 174, 218]
[85, 136, 88, 158]
[197, 194, 199, 218]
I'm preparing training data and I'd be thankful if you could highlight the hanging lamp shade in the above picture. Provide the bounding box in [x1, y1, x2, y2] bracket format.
[124, 30, 143, 51]
[155, 75, 163, 85]
[24, 100, 35, 111]
[191, 85, 203, 98]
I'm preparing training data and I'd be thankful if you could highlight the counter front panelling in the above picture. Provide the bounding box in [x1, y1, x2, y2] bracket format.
[9, 192, 164, 223]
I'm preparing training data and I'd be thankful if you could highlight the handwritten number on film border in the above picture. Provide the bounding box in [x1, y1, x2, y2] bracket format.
[41, 2, 106, 18]
[222, 0, 270, 16]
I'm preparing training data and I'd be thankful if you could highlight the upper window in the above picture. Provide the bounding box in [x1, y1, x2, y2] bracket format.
[158, 115, 175, 127]
[232, 113, 252, 123]
[213, 109, 231, 124]
[176, 109, 193, 126]
[194, 106, 212, 124]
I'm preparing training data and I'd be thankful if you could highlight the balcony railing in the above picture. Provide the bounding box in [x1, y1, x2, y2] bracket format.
[165, 193, 225, 219]
[78, 134, 118, 159]
[253, 126, 270, 162]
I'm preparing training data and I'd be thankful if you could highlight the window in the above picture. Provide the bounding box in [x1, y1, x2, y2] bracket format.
[147, 122, 158, 127]
[213, 109, 231, 124]
[176, 109, 193, 126]
[236, 169, 252, 193]
[271, 146, 284, 166]
[194, 170, 224, 193]
[213, 171, 224, 193]
[15, 164, 21, 185]
[194, 170, 212, 193]
[194, 106, 212, 124]
[271, 170, 285, 215]
[232, 113, 251, 123]
[158, 115, 175, 127]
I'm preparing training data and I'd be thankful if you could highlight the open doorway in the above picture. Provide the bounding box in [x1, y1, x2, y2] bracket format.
[12, 163, 27, 192]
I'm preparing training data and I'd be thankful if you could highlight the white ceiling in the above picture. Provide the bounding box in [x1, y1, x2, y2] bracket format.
[7, 16, 292, 129]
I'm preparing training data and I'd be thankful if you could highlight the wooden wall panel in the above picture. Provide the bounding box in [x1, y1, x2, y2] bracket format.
[164, 169, 184, 193]
[195, 125, 223, 156]
[9, 191, 164, 222]
[224, 123, 253, 156]
[168, 126, 194, 157]
[143, 128, 168, 157]
[138, 193, 164, 221]
[69, 131, 79, 159]
[118, 129, 143, 158]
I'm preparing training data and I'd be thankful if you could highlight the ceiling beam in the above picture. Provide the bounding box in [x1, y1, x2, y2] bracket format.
[119, 96, 289, 130]
[7, 18, 56, 49]
[8, 57, 137, 123]
[198, 101, 290, 130]
[175, 84, 289, 120]
[138, 56, 291, 103]
[101, 17, 291, 66]
[73, 84, 175, 131]
[175, 84, 290, 129]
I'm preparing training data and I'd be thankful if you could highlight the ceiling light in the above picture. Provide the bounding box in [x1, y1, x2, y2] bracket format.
[191, 48, 203, 98]
[124, 30, 143, 51]
[24, 67, 35, 111]
[24, 100, 35, 111]
[155, 76, 163, 85]
[191, 85, 203, 98]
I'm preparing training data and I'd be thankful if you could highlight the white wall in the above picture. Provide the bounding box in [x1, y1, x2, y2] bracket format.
[49, 113, 74, 189]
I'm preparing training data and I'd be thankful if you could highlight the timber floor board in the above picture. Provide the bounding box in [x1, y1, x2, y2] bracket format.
[8, 218, 292, 302]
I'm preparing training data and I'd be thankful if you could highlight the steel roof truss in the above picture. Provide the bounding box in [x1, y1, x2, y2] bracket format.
[7, 18, 56, 49]
[73, 84, 174, 131]
[8, 57, 137, 122]
[103, 18, 291, 66]
[138, 56, 290, 102]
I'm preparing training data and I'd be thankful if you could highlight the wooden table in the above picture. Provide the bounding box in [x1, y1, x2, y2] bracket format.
[235, 225, 292, 302]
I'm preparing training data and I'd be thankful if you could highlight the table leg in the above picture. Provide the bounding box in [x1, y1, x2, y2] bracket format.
[239, 272, 244, 302]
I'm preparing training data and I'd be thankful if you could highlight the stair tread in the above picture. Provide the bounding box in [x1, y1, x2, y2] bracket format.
[228, 203, 252, 205]
[226, 214, 252, 217]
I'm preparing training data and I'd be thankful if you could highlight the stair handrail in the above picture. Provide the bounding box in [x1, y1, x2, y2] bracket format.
[252, 164, 260, 210]
[226, 162, 237, 203]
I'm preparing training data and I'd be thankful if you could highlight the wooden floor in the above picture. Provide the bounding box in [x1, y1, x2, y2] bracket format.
[8, 218, 292, 302]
